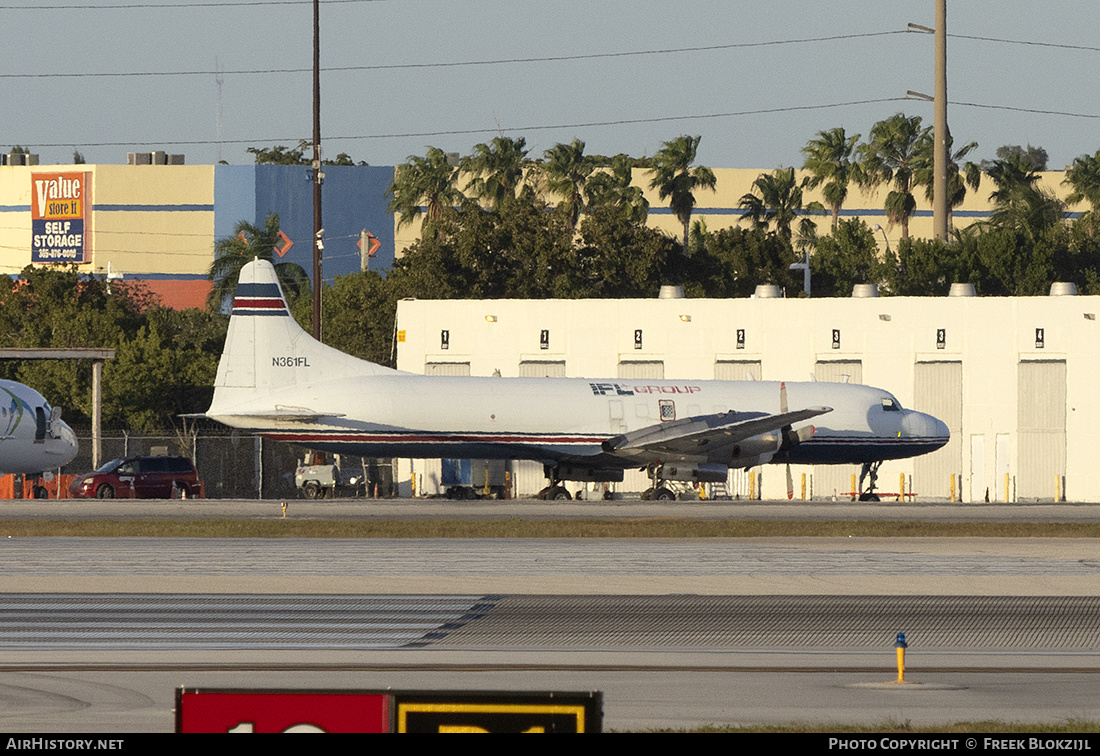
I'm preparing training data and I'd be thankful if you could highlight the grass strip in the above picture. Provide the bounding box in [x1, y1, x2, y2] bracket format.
[0, 519, 1098, 538]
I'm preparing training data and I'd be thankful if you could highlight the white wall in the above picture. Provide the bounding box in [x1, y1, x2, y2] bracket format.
[396, 292, 1100, 501]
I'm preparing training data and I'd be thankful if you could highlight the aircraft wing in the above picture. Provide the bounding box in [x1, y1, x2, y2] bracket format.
[601, 406, 832, 459]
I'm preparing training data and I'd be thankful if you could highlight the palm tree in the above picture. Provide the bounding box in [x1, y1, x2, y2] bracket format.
[912, 130, 982, 233]
[207, 213, 310, 311]
[542, 139, 596, 232]
[1063, 150, 1100, 215]
[801, 127, 861, 229]
[387, 147, 464, 234]
[648, 135, 717, 253]
[985, 153, 1064, 237]
[857, 113, 929, 239]
[461, 136, 531, 209]
[738, 167, 822, 249]
[585, 153, 649, 223]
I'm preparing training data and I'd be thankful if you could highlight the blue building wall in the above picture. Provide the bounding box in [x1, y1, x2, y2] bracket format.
[214, 164, 395, 281]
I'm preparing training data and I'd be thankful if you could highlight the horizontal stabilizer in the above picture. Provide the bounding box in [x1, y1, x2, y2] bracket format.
[186, 406, 344, 423]
[602, 406, 831, 458]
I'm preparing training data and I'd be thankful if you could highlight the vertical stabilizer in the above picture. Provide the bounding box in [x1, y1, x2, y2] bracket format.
[210, 259, 396, 411]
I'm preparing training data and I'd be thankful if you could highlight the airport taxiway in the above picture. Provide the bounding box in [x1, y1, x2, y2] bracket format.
[1, 499, 1098, 731]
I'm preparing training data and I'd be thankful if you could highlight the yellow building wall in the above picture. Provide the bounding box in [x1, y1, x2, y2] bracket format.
[0, 164, 214, 276]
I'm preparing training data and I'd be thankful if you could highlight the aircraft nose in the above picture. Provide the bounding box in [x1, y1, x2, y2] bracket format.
[53, 421, 79, 466]
[902, 410, 949, 449]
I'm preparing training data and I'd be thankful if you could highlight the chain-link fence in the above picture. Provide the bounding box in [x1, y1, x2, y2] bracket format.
[57, 432, 395, 499]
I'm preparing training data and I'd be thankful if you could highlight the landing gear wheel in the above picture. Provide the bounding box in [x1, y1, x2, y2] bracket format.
[858, 492, 881, 502]
[95, 484, 114, 499]
[654, 487, 676, 501]
[551, 486, 572, 500]
[302, 481, 322, 499]
[33, 485, 48, 499]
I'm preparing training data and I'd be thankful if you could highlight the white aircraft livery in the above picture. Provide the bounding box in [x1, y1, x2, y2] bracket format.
[0, 379, 79, 480]
[206, 260, 949, 499]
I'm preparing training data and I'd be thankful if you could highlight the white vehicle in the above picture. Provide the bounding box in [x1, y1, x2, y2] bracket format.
[0, 380, 79, 497]
[294, 451, 367, 499]
[205, 260, 949, 500]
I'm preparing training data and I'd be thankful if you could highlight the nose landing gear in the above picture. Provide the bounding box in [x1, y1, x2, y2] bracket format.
[858, 460, 882, 502]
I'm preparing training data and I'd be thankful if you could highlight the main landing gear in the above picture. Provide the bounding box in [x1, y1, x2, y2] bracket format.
[536, 466, 573, 500]
[640, 463, 676, 501]
[858, 460, 882, 502]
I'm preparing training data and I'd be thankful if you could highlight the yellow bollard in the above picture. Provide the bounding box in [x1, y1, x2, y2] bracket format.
[800, 473, 807, 501]
[410, 473, 416, 498]
[749, 471, 756, 501]
[950, 473, 956, 503]
[1004, 473, 1010, 503]
[898, 473, 905, 502]
[895, 631, 908, 683]
[1055, 475, 1061, 503]
[850, 473, 857, 501]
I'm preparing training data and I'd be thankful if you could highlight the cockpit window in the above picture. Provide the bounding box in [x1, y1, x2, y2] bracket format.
[881, 398, 901, 412]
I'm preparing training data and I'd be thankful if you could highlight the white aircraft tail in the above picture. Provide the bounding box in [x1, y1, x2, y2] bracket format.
[210, 259, 397, 409]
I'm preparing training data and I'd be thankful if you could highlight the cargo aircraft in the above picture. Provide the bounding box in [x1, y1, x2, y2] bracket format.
[204, 260, 949, 500]
[0, 379, 79, 497]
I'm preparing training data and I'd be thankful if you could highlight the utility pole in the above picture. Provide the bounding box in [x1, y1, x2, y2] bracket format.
[933, 0, 948, 242]
[311, 0, 324, 340]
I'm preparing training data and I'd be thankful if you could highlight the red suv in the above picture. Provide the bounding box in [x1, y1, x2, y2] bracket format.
[69, 455, 202, 499]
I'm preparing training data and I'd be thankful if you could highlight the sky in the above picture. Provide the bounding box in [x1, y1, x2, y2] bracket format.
[3, 0, 1099, 171]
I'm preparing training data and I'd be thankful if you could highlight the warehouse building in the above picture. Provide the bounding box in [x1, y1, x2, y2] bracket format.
[395, 285, 1097, 502]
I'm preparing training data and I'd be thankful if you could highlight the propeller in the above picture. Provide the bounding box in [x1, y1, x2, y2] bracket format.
[778, 382, 815, 499]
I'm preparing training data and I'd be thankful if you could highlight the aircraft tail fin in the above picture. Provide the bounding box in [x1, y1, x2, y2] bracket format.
[210, 259, 397, 411]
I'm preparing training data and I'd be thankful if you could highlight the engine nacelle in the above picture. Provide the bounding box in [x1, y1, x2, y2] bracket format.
[726, 433, 782, 470]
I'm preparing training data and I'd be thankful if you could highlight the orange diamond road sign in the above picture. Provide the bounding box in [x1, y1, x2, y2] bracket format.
[273, 230, 294, 257]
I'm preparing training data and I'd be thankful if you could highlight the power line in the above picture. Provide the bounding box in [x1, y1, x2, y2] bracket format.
[0, 31, 908, 79]
[20, 98, 912, 148]
[15, 97, 1100, 152]
[949, 33, 1100, 53]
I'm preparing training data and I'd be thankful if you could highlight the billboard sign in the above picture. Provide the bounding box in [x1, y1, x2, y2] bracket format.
[31, 171, 89, 264]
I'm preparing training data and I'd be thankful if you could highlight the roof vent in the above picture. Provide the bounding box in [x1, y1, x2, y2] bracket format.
[948, 283, 976, 297]
[2, 152, 38, 166]
[852, 283, 879, 298]
[753, 284, 782, 299]
[1050, 281, 1078, 296]
[658, 285, 685, 299]
[127, 151, 185, 165]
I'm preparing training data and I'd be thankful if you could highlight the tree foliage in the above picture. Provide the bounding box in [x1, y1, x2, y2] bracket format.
[801, 127, 861, 228]
[857, 113, 928, 239]
[207, 213, 311, 312]
[247, 140, 363, 166]
[649, 135, 717, 254]
[0, 266, 223, 431]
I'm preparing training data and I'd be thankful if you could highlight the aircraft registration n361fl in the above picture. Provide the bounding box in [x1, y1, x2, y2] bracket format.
[205, 260, 949, 499]
[0, 380, 79, 493]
